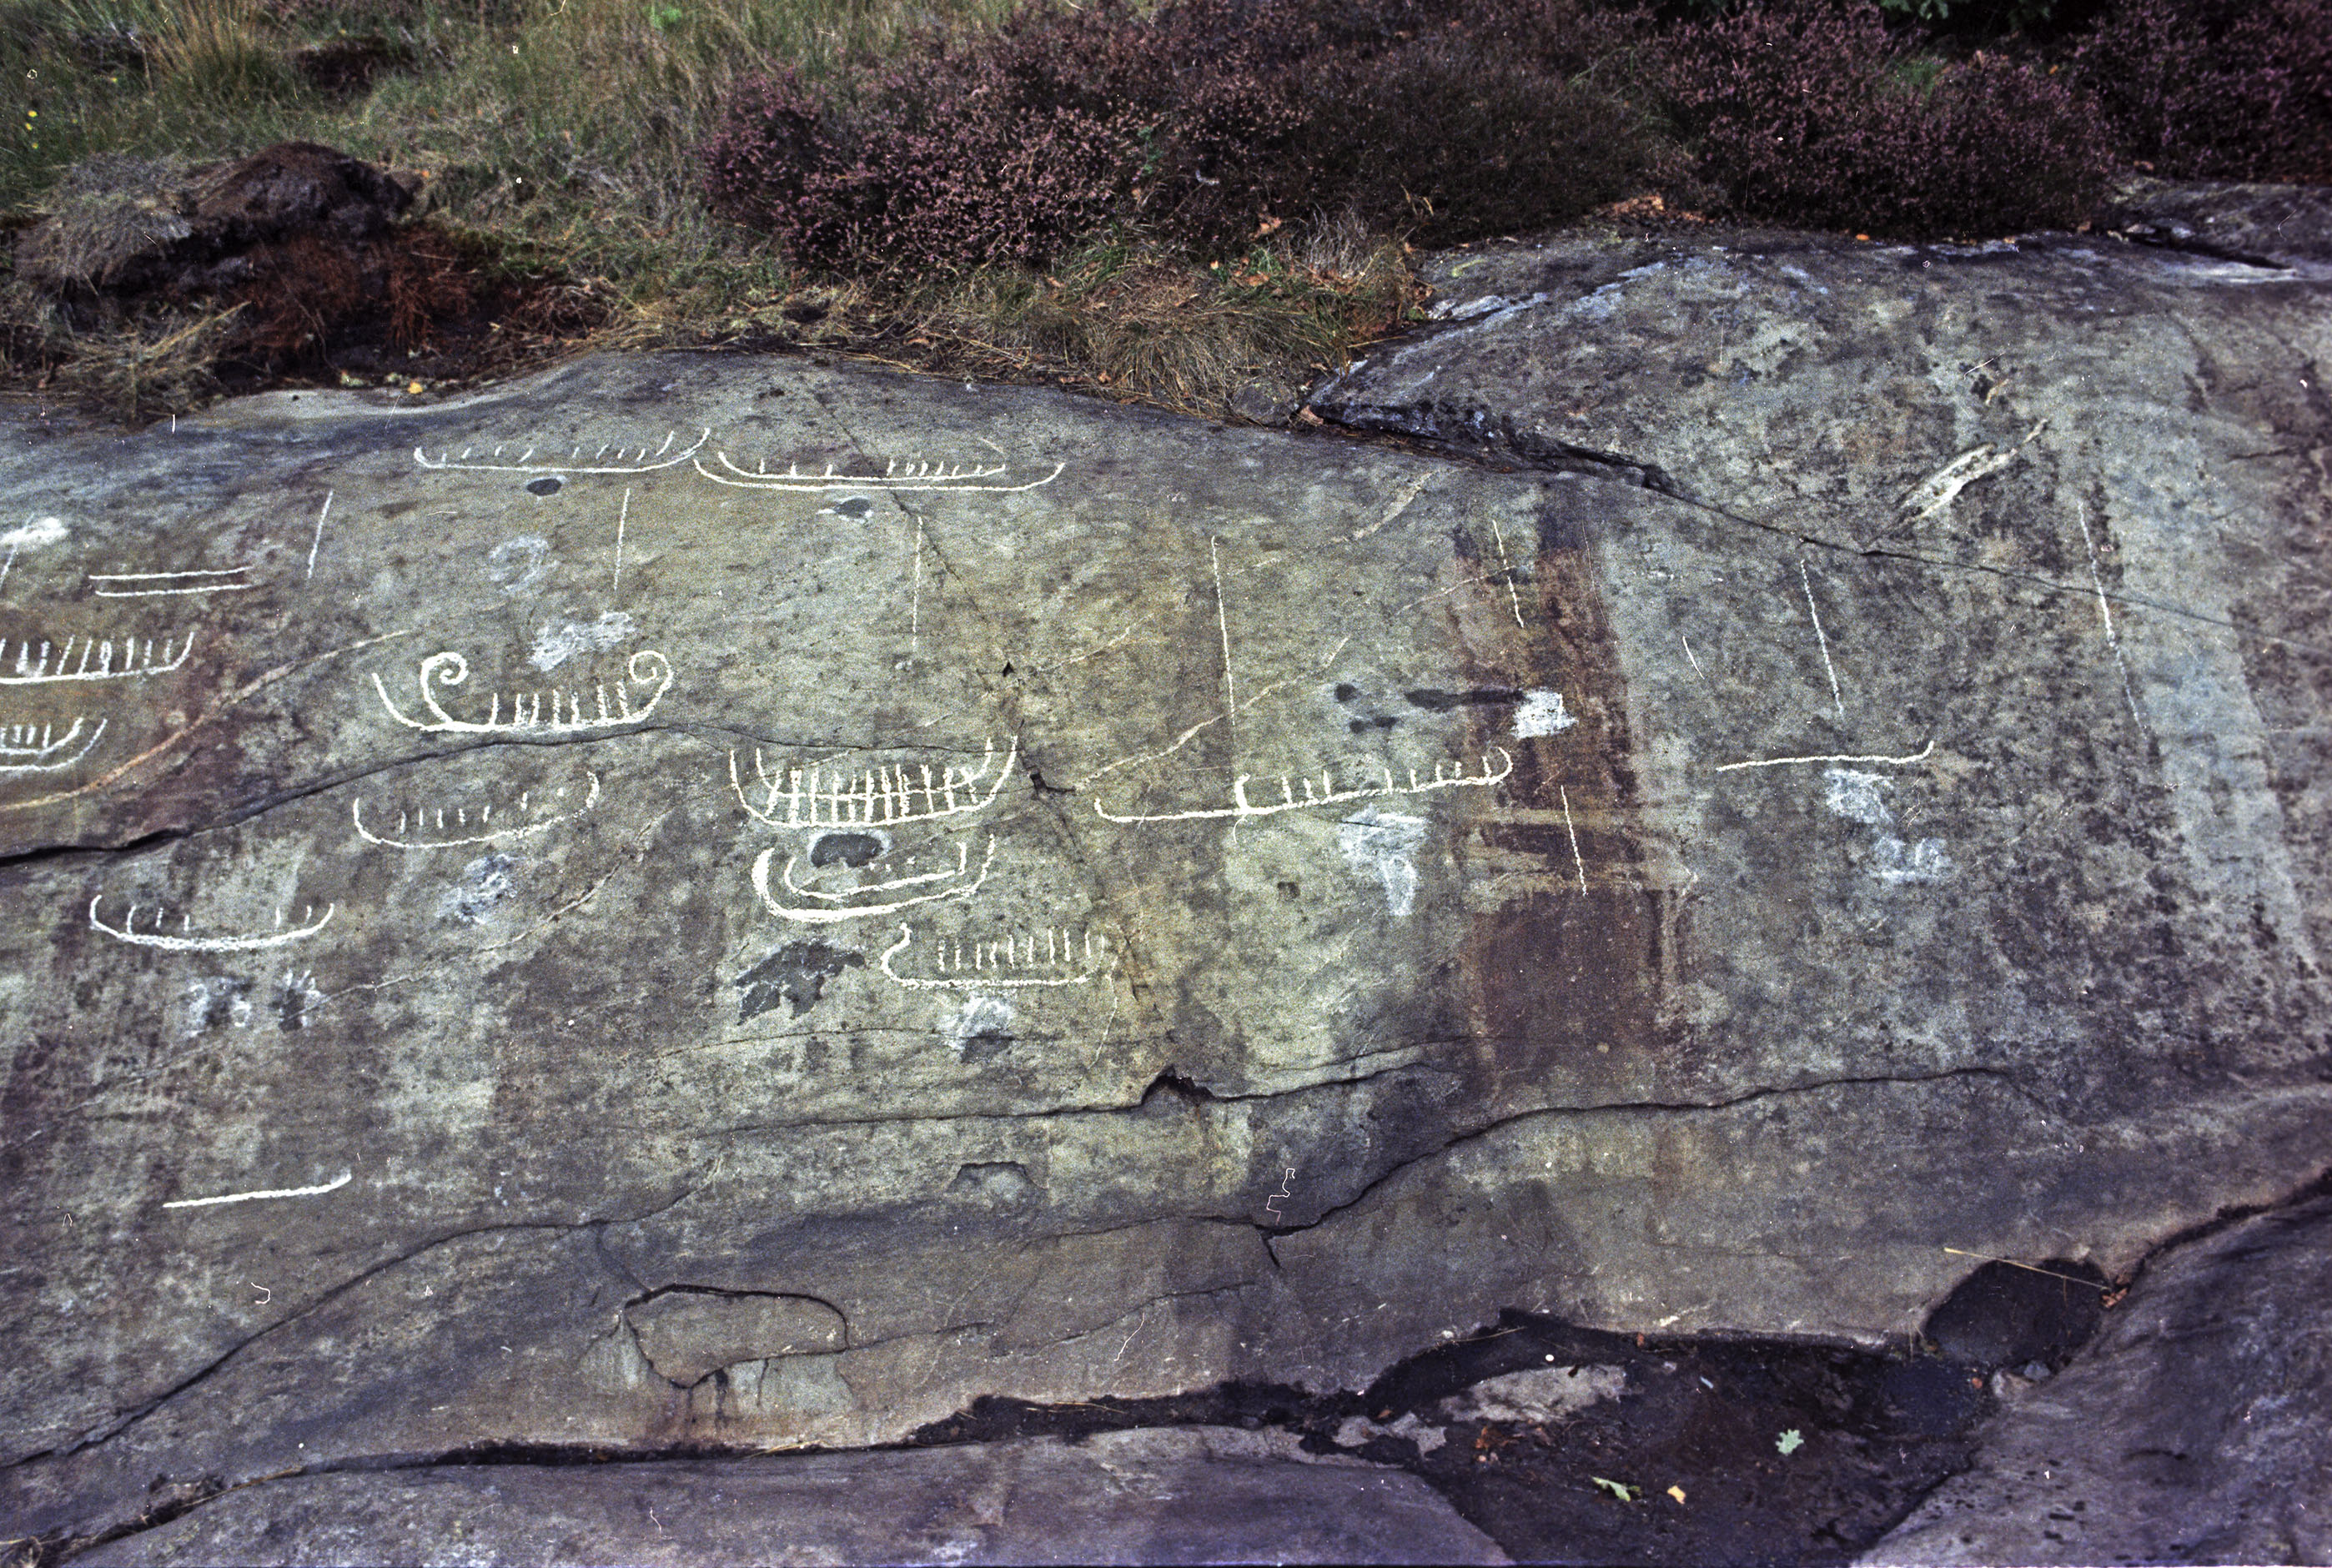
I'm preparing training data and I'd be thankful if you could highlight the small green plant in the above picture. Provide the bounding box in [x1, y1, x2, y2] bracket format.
[645, 4, 686, 31]
[1591, 1475, 1641, 1501]
[1777, 1428, 1806, 1455]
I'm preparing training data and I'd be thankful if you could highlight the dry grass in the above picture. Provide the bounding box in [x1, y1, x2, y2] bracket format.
[33, 300, 247, 420]
[0, 0, 1424, 423]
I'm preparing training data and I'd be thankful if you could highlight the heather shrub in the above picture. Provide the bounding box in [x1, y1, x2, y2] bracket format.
[1658, 0, 2115, 235]
[703, 58, 1125, 272]
[1285, 12, 1669, 245]
[704, 0, 1672, 270]
[2068, 0, 2332, 183]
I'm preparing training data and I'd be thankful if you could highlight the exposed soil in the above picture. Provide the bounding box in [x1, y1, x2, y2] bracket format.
[906, 1260, 2113, 1566]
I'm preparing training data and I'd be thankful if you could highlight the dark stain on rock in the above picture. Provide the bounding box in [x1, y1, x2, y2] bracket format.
[1349, 714, 1398, 733]
[1404, 686, 1522, 711]
[736, 940, 864, 1022]
[809, 832, 883, 869]
[1925, 1257, 2108, 1372]
[525, 475, 563, 495]
[274, 972, 319, 1032]
[1455, 484, 1666, 1108]
[1333, 682, 1363, 703]
[951, 998, 1017, 1073]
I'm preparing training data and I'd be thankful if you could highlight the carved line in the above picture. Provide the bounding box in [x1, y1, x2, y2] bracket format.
[0, 628, 413, 817]
[1712, 741, 1937, 774]
[877, 922, 1101, 990]
[1264, 1168, 1296, 1220]
[352, 770, 601, 849]
[88, 567, 254, 598]
[0, 716, 105, 776]
[1096, 747, 1513, 824]
[731, 736, 1016, 828]
[751, 837, 996, 924]
[163, 1169, 351, 1209]
[415, 428, 710, 475]
[780, 837, 972, 902]
[0, 632, 195, 684]
[695, 455, 1065, 494]
[89, 897, 335, 952]
[372, 649, 672, 735]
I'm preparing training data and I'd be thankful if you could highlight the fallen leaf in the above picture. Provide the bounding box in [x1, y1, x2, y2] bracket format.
[1591, 1476, 1639, 1502]
[1667, 1485, 1687, 1504]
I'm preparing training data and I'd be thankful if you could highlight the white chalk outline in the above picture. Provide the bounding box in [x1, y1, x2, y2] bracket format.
[352, 770, 601, 849]
[0, 716, 105, 776]
[877, 921, 1102, 990]
[306, 490, 332, 580]
[751, 836, 996, 924]
[729, 736, 1017, 829]
[163, 1169, 351, 1209]
[372, 649, 672, 735]
[1264, 1168, 1297, 1220]
[1, 632, 195, 685]
[89, 897, 335, 952]
[1897, 420, 2046, 523]
[87, 567, 254, 598]
[1561, 785, 1587, 897]
[415, 428, 709, 475]
[1799, 560, 1845, 721]
[1714, 741, 1937, 773]
[1095, 747, 1512, 825]
[695, 453, 1065, 494]
[2077, 501, 2144, 724]
[780, 837, 973, 902]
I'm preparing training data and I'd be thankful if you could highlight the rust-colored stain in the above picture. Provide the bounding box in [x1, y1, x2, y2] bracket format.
[1454, 500, 1669, 1112]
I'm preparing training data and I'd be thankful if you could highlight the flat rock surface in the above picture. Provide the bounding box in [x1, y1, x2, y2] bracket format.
[3, 207, 2328, 1559]
[1862, 1191, 2332, 1566]
[69, 1426, 1508, 1566]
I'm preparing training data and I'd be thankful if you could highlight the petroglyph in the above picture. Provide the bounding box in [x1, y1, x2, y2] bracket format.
[1512, 690, 1576, 737]
[87, 566, 254, 598]
[1264, 1168, 1297, 1221]
[730, 737, 1017, 829]
[352, 771, 601, 850]
[695, 451, 1065, 494]
[1095, 748, 1511, 825]
[372, 649, 672, 735]
[415, 429, 709, 475]
[528, 611, 635, 673]
[485, 536, 551, 596]
[0, 515, 66, 595]
[877, 922, 1103, 990]
[88, 897, 336, 953]
[0, 716, 105, 776]
[1714, 741, 1937, 773]
[942, 993, 1017, 1063]
[1822, 766, 1953, 886]
[1897, 420, 2046, 523]
[0, 631, 194, 684]
[161, 1169, 352, 1209]
[776, 836, 982, 902]
[751, 837, 997, 924]
[1338, 806, 1429, 916]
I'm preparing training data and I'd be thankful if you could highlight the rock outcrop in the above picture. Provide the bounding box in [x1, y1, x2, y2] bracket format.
[2, 183, 2326, 1560]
